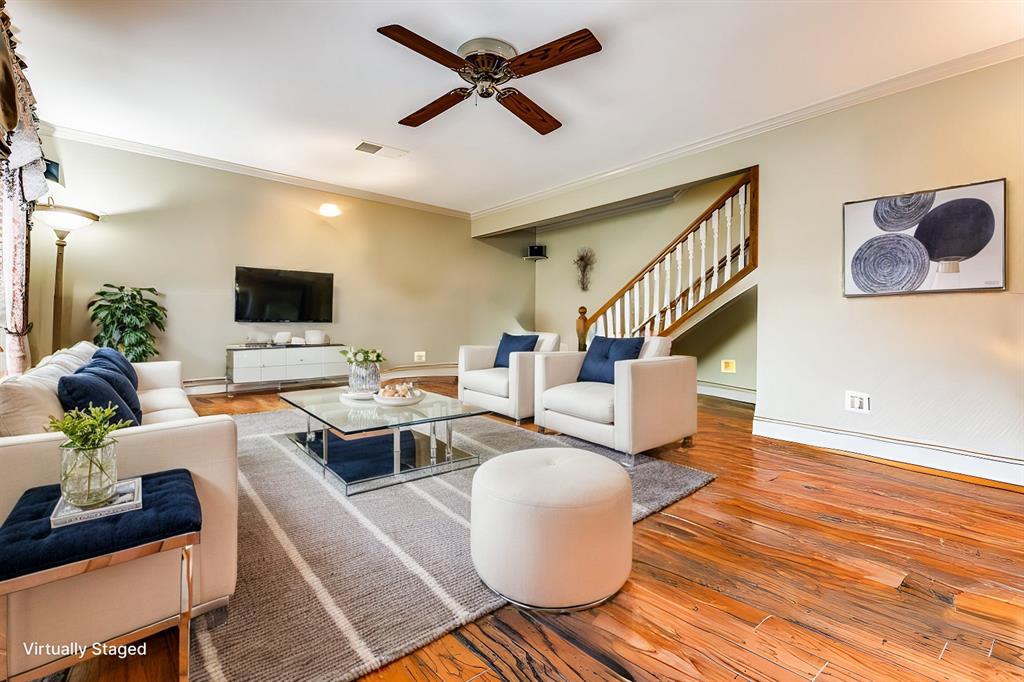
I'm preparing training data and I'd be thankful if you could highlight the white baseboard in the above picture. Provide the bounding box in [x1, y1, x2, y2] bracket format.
[752, 416, 1023, 485]
[382, 363, 457, 380]
[183, 363, 458, 396]
[697, 381, 756, 404]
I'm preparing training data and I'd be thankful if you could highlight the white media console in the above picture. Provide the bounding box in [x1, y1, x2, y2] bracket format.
[226, 343, 349, 387]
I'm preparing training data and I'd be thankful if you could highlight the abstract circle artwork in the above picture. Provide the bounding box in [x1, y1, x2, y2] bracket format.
[914, 198, 995, 263]
[850, 234, 930, 293]
[872, 192, 935, 231]
[845, 179, 1004, 296]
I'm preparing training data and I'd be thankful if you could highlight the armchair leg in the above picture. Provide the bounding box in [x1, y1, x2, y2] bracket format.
[682, 436, 695, 447]
[537, 427, 546, 435]
[515, 419, 522, 426]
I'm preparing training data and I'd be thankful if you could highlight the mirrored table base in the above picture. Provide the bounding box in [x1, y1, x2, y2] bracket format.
[284, 417, 479, 495]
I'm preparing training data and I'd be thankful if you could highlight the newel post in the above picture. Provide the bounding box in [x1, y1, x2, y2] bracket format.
[576, 306, 588, 351]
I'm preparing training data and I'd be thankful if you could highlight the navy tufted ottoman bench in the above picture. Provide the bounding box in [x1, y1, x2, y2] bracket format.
[0, 469, 202, 681]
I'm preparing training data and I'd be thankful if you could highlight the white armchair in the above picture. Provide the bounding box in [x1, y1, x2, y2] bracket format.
[458, 332, 560, 422]
[533, 337, 697, 455]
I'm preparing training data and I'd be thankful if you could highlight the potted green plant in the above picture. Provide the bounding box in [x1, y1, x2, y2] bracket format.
[341, 347, 386, 394]
[88, 284, 168, 362]
[48, 405, 133, 507]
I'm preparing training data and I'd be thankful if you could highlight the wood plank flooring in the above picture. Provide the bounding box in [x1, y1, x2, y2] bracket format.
[67, 380, 1022, 682]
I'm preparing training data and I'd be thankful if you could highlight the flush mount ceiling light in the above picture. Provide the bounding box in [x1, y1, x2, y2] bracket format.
[33, 197, 99, 233]
[319, 203, 342, 217]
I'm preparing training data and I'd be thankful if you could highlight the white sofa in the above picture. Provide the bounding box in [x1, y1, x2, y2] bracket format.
[458, 332, 560, 423]
[533, 337, 697, 455]
[0, 342, 237, 677]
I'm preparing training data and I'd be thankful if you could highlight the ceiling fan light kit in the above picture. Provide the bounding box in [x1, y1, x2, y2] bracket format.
[377, 24, 601, 134]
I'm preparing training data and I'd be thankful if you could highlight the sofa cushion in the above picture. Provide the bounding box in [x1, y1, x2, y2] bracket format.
[542, 382, 615, 424]
[494, 333, 539, 369]
[76, 362, 143, 424]
[143, 408, 199, 425]
[57, 373, 140, 426]
[93, 348, 138, 388]
[461, 367, 510, 398]
[0, 370, 66, 437]
[36, 341, 98, 372]
[138, 387, 193, 414]
[578, 336, 644, 384]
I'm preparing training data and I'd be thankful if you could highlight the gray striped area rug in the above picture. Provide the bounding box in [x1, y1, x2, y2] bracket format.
[189, 410, 714, 681]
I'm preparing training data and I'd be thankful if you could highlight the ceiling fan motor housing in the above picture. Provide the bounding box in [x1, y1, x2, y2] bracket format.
[457, 37, 517, 97]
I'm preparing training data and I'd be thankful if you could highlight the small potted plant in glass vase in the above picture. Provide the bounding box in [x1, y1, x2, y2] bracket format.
[48, 404, 133, 507]
[342, 347, 386, 394]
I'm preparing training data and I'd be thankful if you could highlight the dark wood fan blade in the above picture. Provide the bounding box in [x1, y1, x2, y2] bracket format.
[496, 88, 561, 135]
[399, 88, 472, 127]
[377, 25, 470, 71]
[507, 28, 601, 78]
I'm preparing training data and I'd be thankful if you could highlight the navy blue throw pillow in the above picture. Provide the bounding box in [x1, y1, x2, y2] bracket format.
[577, 336, 644, 384]
[93, 348, 138, 389]
[76, 362, 143, 424]
[493, 333, 539, 368]
[58, 373, 140, 426]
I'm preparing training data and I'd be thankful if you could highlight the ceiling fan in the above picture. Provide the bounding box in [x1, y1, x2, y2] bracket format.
[377, 25, 602, 135]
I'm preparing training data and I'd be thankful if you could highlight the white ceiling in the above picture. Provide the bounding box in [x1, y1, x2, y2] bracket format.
[10, 1, 1024, 215]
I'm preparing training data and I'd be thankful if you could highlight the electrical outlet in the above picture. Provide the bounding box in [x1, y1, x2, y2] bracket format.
[413, 351, 426, 363]
[720, 359, 737, 374]
[845, 390, 871, 414]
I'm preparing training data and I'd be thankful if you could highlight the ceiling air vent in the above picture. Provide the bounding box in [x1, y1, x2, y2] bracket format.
[355, 141, 408, 159]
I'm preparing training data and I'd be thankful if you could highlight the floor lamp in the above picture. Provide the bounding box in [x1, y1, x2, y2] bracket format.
[33, 198, 99, 352]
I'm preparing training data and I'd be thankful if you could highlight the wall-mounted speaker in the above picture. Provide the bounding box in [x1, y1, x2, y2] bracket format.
[524, 244, 548, 260]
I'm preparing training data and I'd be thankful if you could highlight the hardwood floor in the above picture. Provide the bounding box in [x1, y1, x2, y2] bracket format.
[68, 381, 1023, 682]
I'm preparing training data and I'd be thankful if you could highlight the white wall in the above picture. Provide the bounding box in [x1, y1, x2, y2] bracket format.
[473, 59, 1024, 480]
[29, 137, 534, 379]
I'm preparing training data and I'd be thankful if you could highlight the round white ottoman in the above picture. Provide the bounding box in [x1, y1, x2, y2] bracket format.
[471, 447, 633, 610]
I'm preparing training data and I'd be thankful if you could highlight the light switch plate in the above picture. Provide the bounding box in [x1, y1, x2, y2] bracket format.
[413, 351, 426, 363]
[721, 359, 737, 374]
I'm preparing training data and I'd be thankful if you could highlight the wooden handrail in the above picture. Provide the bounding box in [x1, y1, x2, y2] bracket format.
[581, 169, 754, 331]
[577, 165, 759, 349]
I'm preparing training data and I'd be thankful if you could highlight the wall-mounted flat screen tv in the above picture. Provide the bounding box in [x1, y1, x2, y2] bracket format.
[234, 266, 333, 323]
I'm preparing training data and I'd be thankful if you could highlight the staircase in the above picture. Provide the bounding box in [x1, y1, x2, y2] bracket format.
[576, 167, 759, 349]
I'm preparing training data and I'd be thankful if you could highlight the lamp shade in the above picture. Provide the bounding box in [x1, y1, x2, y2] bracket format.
[34, 199, 99, 232]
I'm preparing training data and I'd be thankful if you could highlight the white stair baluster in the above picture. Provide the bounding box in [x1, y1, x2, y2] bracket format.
[616, 297, 623, 337]
[711, 209, 720, 292]
[699, 221, 707, 301]
[675, 242, 684, 317]
[596, 315, 605, 337]
[632, 281, 641, 334]
[725, 195, 733, 281]
[643, 271, 651, 326]
[686, 233, 695, 309]
[739, 185, 747, 269]
[605, 309, 615, 338]
[618, 286, 626, 333]
[663, 255, 672, 320]
[652, 261, 661, 332]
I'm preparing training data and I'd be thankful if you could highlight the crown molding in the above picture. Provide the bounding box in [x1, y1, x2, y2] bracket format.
[37, 122, 470, 219]
[469, 39, 1024, 221]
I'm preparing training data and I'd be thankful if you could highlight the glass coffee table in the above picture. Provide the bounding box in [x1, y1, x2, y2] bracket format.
[279, 387, 489, 495]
